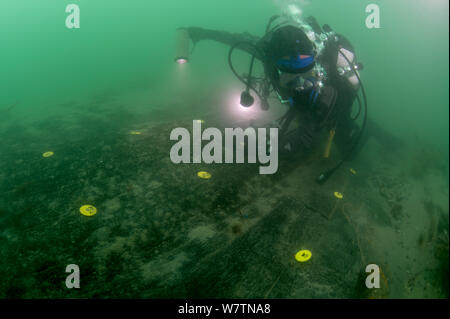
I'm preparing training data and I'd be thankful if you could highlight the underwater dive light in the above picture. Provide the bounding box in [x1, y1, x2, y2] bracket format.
[228, 42, 268, 109]
[240, 90, 255, 107]
[175, 28, 190, 64]
[240, 52, 257, 107]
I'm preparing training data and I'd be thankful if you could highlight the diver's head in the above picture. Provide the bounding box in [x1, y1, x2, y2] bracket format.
[265, 25, 316, 95]
[266, 25, 315, 74]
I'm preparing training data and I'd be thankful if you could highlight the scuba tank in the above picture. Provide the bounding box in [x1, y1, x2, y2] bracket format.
[320, 24, 364, 91]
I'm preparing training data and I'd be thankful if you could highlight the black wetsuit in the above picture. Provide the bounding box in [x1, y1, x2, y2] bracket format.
[185, 25, 361, 156]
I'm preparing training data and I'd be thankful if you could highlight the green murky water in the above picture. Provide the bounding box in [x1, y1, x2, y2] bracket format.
[0, 0, 448, 298]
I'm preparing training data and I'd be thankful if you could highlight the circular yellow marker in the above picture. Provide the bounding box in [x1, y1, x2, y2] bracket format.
[350, 168, 357, 175]
[334, 192, 344, 199]
[197, 171, 212, 179]
[80, 205, 97, 216]
[129, 131, 142, 135]
[295, 250, 312, 262]
[42, 151, 54, 158]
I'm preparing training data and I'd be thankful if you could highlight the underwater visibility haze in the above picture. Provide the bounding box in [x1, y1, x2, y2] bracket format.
[0, 0, 448, 299]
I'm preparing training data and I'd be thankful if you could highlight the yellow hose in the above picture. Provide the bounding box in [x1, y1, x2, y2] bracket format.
[323, 129, 336, 158]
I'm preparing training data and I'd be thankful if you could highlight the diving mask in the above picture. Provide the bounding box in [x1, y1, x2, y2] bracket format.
[276, 54, 315, 74]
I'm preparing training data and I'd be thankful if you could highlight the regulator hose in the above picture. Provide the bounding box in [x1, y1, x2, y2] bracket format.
[316, 49, 368, 185]
[228, 42, 266, 105]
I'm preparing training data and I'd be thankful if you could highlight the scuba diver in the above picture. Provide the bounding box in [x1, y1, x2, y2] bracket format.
[177, 13, 369, 184]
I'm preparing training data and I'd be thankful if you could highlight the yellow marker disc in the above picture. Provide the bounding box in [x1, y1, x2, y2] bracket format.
[80, 205, 97, 216]
[350, 168, 357, 175]
[334, 192, 344, 199]
[197, 171, 212, 179]
[295, 250, 312, 262]
[129, 131, 142, 135]
[42, 151, 54, 158]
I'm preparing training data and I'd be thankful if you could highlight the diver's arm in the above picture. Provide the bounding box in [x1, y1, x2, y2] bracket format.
[182, 27, 264, 60]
